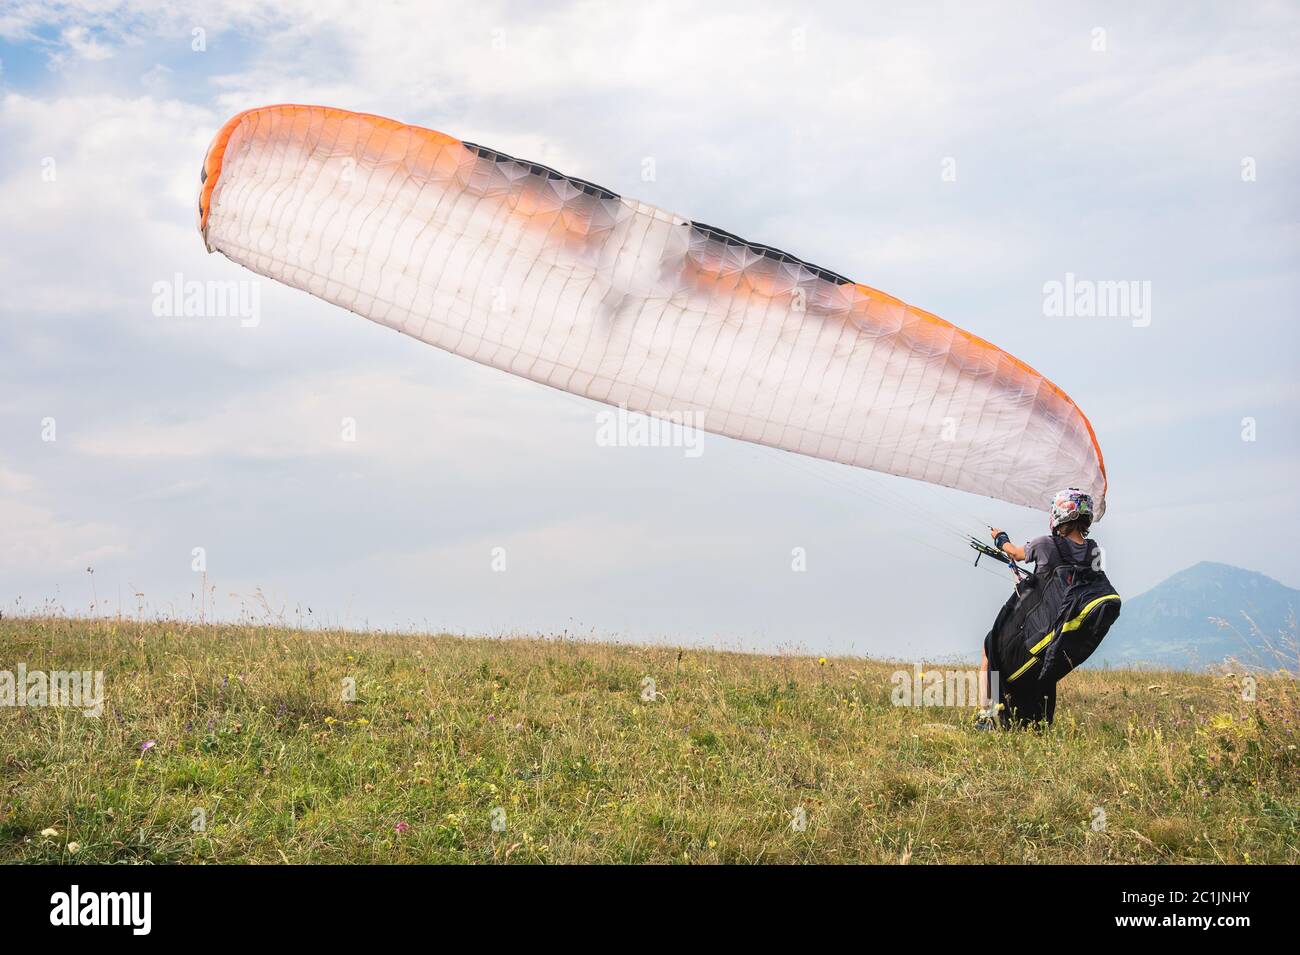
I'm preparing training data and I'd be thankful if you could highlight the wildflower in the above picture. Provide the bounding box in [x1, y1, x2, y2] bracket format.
[394, 821, 410, 835]
[67, 842, 81, 854]
[140, 740, 156, 754]
[40, 828, 59, 838]
[818, 657, 827, 666]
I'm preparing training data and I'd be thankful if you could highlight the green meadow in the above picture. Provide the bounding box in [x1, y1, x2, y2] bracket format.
[1, 616, 1295, 864]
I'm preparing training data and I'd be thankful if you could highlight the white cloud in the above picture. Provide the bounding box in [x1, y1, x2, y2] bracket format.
[0, 462, 126, 574]
[1105, 379, 1300, 434]
[0, 463, 36, 493]
[361, 511, 750, 593]
[60, 25, 114, 61]
[139, 62, 173, 92]
[70, 364, 593, 480]
[0, 93, 221, 314]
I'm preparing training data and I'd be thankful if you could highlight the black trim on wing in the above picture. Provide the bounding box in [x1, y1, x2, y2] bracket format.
[688, 221, 853, 286]
[463, 141, 854, 287]
[462, 141, 621, 202]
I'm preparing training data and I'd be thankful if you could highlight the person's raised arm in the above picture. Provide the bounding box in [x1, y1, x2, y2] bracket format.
[989, 528, 1026, 562]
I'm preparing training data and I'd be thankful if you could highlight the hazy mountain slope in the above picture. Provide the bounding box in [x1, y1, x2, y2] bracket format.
[1095, 562, 1298, 671]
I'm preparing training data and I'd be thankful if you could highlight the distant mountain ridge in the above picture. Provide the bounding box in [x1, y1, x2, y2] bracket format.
[1094, 561, 1298, 671]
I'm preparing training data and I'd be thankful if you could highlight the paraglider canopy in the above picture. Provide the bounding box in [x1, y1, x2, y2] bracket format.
[199, 104, 1106, 518]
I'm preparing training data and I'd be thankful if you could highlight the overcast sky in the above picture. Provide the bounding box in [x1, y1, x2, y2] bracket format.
[1, 1, 1297, 659]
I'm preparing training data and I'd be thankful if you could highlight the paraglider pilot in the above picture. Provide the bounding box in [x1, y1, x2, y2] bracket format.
[977, 488, 1120, 729]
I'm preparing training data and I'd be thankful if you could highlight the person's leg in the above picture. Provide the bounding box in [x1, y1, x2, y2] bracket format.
[979, 633, 1005, 725]
[979, 645, 991, 710]
[1005, 689, 1042, 728]
[982, 590, 1022, 714]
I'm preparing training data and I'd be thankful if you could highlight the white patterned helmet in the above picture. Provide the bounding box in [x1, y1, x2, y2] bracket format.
[1050, 487, 1094, 533]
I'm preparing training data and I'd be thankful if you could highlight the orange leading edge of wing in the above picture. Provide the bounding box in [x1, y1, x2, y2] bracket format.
[199, 104, 464, 234]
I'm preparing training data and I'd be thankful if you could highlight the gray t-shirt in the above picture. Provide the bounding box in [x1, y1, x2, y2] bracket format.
[1024, 535, 1092, 576]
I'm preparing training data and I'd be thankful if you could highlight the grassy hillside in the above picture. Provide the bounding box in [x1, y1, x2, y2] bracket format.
[1, 616, 1295, 864]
